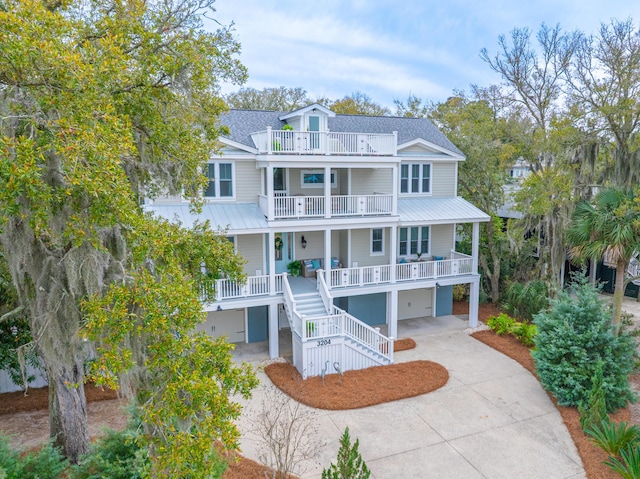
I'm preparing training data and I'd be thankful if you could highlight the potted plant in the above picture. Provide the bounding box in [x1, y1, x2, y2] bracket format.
[416, 252, 423, 261]
[287, 260, 302, 277]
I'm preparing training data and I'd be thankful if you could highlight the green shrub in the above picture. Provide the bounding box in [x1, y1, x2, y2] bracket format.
[579, 362, 608, 431]
[502, 280, 549, 322]
[533, 278, 637, 411]
[0, 434, 67, 479]
[587, 420, 640, 457]
[486, 313, 517, 336]
[605, 445, 640, 479]
[452, 284, 467, 302]
[511, 321, 538, 347]
[322, 427, 370, 479]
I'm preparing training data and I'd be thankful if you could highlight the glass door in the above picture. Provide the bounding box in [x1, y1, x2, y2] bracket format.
[274, 232, 293, 273]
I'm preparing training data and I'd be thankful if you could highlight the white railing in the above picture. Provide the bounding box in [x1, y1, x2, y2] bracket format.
[282, 274, 303, 337]
[251, 129, 397, 156]
[205, 273, 284, 301]
[267, 194, 393, 219]
[329, 255, 475, 289]
[316, 270, 332, 312]
[332, 306, 393, 363]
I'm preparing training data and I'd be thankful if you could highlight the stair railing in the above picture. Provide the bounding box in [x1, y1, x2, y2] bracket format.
[281, 273, 303, 337]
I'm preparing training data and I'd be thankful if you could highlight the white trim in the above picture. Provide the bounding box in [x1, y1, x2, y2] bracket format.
[204, 161, 235, 199]
[370, 228, 385, 256]
[220, 137, 258, 154]
[397, 138, 465, 160]
[278, 103, 335, 120]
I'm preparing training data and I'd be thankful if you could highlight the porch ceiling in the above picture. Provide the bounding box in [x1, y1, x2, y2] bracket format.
[145, 202, 268, 234]
[398, 197, 490, 225]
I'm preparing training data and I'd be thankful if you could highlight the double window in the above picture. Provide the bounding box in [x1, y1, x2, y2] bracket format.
[204, 162, 234, 198]
[399, 226, 430, 257]
[400, 163, 431, 194]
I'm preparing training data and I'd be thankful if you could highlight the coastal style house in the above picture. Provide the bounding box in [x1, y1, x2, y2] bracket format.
[145, 104, 490, 378]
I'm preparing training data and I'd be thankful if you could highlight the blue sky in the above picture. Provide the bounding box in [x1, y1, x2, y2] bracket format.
[212, 0, 639, 108]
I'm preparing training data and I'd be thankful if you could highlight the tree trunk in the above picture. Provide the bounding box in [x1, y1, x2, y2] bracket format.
[48, 363, 89, 463]
[613, 258, 626, 333]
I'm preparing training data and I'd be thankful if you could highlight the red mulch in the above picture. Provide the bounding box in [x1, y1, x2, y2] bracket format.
[0, 383, 118, 416]
[265, 360, 448, 410]
[394, 337, 416, 351]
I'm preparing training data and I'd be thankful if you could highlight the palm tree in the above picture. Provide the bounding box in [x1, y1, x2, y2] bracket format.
[566, 188, 640, 331]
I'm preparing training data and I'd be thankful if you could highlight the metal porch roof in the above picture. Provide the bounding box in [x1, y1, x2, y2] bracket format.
[144, 202, 268, 233]
[398, 197, 490, 225]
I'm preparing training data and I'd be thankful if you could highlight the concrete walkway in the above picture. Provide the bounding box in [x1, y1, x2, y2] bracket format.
[232, 315, 585, 479]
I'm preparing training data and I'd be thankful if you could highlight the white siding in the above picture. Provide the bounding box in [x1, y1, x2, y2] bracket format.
[430, 224, 454, 257]
[350, 228, 390, 267]
[196, 309, 245, 343]
[235, 160, 261, 202]
[288, 168, 340, 196]
[350, 169, 392, 195]
[293, 231, 340, 264]
[237, 234, 264, 275]
[432, 162, 456, 198]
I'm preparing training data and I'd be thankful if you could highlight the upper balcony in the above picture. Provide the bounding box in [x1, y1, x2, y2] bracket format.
[251, 128, 397, 156]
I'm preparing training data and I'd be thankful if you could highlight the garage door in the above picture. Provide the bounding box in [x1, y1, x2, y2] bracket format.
[197, 309, 245, 343]
[398, 289, 433, 320]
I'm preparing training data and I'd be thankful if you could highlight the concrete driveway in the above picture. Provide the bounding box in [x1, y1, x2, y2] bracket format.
[233, 315, 585, 479]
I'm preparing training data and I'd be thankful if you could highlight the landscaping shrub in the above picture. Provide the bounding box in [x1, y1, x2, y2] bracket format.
[587, 420, 640, 457]
[605, 446, 640, 479]
[322, 427, 370, 479]
[452, 284, 467, 302]
[0, 434, 67, 479]
[578, 362, 608, 431]
[511, 321, 538, 347]
[502, 280, 549, 322]
[533, 278, 637, 411]
[486, 313, 517, 336]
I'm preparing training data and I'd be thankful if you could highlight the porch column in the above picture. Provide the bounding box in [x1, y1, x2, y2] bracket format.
[268, 302, 279, 358]
[391, 165, 398, 215]
[388, 289, 398, 339]
[324, 166, 331, 218]
[469, 278, 479, 328]
[324, 228, 331, 286]
[268, 231, 276, 295]
[471, 222, 479, 274]
[390, 225, 397, 283]
[266, 165, 274, 221]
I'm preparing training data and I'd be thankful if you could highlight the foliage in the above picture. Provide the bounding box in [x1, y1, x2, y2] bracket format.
[0, 0, 253, 467]
[0, 434, 67, 479]
[452, 284, 467, 302]
[511, 321, 538, 347]
[225, 86, 312, 111]
[533, 277, 637, 411]
[322, 427, 370, 479]
[288, 260, 302, 277]
[501, 280, 549, 322]
[70, 420, 149, 479]
[587, 420, 640, 458]
[486, 313, 517, 336]
[320, 92, 390, 116]
[605, 446, 640, 479]
[251, 386, 320, 478]
[567, 187, 640, 329]
[578, 361, 608, 431]
[394, 94, 430, 118]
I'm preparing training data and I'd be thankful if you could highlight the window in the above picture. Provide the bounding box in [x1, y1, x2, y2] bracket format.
[400, 163, 431, 194]
[371, 228, 384, 255]
[398, 226, 430, 257]
[204, 162, 234, 198]
[301, 169, 337, 188]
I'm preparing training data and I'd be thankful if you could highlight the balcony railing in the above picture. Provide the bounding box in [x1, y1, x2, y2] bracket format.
[329, 254, 474, 289]
[259, 193, 393, 219]
[202, 274, 284, 302]
[251, 129, 397, 156]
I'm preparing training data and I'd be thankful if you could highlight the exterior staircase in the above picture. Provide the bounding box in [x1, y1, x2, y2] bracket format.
[282, 274, 393, 379]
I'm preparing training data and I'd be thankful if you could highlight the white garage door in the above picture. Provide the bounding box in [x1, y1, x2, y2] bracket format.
[197, 309, 245, 343]
[398, 289, 433, 320]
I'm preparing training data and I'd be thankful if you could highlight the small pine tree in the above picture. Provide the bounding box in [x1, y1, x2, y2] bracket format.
[579, 361, 608, 431]
[322, 427, 370, 479]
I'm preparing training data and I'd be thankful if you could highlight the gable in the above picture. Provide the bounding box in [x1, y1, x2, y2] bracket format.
[397, 139, 464, 159]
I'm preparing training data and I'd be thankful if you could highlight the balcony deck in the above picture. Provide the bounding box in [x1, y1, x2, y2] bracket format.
[251, 129, 397, 156]
[259, 193, 393, 220]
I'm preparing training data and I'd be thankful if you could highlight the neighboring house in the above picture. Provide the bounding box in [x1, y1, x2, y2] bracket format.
[145, 104, 490, 378]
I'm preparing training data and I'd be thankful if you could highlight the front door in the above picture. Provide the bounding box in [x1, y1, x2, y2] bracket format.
[274, 168, 288, 197]
[308, 115, 320, 150]
[275, 232, 293, 273]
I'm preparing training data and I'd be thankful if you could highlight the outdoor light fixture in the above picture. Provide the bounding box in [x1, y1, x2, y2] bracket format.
[301, 235, 307, 249]
[435, 282, 441, 288]
[216, 305, 223, 311]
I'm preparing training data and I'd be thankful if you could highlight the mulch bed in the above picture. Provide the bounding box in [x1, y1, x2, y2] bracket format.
[265, 360, 448, 410]
[394, 337, 416, 351]
[0, 383, 118, 416]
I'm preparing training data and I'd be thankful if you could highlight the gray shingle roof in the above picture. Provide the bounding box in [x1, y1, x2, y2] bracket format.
[220, 110, 464, 156]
